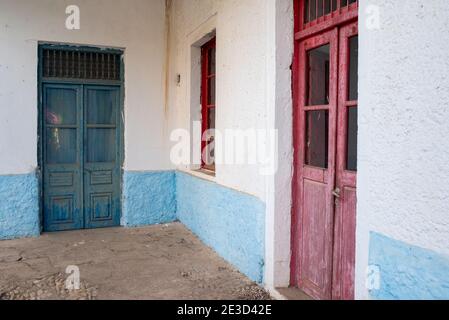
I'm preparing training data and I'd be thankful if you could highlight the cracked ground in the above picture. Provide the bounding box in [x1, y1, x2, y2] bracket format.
[0, 223, 271, 300]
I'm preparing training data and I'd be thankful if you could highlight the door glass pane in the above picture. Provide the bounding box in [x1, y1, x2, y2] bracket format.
[304, 0, 309, 23]
[317, 0, 324, 18]
[46, 128, 77, 164]
[346, 107, 358, 171]
[309, 0, 316, 21]
[348, 36, 358, 101]
[45, 88, 77, 125]
[87, 129, 116, 163]
[305, 110, 329, 168]
[324, 0, 331, 14]
[306, 44, 330, 106]
[87, 90, 117, 125]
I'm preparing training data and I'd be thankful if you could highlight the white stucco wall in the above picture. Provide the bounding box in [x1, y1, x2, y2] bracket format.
[356, 0, 449, 299]
[264, 0, 294, 290]
[167, 0, 271, 201]
[0, 0, 169, 175]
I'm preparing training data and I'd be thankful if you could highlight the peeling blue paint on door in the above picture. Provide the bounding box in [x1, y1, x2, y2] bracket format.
[369, 232, 449, 300]
[42, 84, 122, 231]
[0, 173, 40, 240]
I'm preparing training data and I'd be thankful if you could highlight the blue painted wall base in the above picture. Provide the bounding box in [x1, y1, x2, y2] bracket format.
[176, 172, 265, 283]
[0, 173, 40, 240]
[369, 232, 449, 300]
[122, 171, 176, 227]
[1, 169, 264, 284]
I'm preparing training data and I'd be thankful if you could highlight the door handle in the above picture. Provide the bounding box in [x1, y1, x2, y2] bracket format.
[332, 187, 341, 198]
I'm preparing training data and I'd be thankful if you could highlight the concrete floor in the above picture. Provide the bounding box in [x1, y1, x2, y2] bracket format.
[0, 223, 270, 300]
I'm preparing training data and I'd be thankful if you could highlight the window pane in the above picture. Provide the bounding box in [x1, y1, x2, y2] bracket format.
[46, 128, 77, 164]
[208, 77, 216, 105]
[45, 88, 77, 125]
[208, 107, 215, 130]
[346, 107, 358, 171]
[87, 129, 116, 163]
[348, 36, 358, 101]
[306, 44, 330, 106]
[208, 47, 216, 75]
[87, 90, 117, 125]
[305, 110, 329, 168]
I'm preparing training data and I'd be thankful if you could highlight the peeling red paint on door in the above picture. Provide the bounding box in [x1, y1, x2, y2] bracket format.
[291, 0, 358, 300]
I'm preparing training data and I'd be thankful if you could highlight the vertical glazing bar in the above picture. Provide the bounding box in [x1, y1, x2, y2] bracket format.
[101, 54, 105, 79]
[65, 51, 69, 77]
[89, 52, 93, 79]
[77, 52, 81, 78]
[71, 51, 75, 78]
[107, 54, 111, 79]
[113, 55, 116, 80]
[59, 50, 63, 78]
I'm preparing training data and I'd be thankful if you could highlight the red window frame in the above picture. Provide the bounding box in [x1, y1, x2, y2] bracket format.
[201, 37, 216, 172]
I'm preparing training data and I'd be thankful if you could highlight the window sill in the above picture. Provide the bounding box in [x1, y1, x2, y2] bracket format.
[178, 167, 216, 183]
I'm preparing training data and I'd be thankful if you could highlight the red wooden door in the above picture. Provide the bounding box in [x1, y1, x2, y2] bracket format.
[292, 23, 358, 300]
[292, 28, 339, 300]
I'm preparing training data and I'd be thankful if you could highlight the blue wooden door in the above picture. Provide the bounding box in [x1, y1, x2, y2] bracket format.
[43, 84, 121, 231]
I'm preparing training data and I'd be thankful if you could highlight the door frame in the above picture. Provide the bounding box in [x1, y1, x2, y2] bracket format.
[37, 43, 125, 232]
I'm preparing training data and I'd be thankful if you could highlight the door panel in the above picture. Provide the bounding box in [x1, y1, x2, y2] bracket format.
[83, 86, 121, 229]
[332, 21, 358, 300]
[292, 29, 338, 300]
[43, 84, 83, 231]
[301, 179, 330, 297]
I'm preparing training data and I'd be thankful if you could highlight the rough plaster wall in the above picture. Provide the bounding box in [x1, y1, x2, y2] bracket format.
[0, 173, 40, 239]
[356, 0, 449, 299]
[122, 171, 176, 227]
[0, 0, 170, 175]
[176, 171, 265, 283]
[369, 232, 449, 299]
[167, 0, 269, 200]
